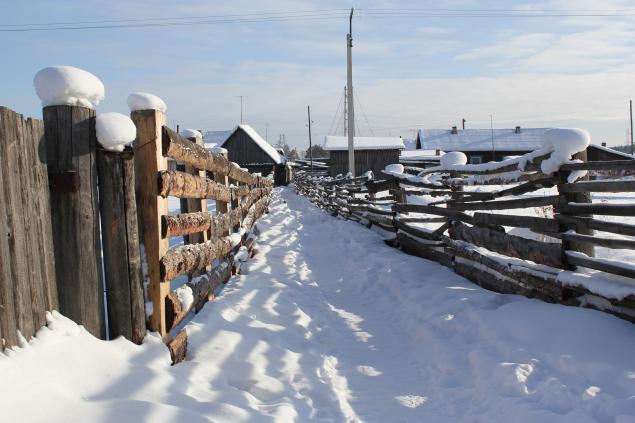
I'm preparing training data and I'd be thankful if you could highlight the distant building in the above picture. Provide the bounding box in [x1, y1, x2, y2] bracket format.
[221, 124, 290, 185]
[323, 136, 405, 178]
[415, 126, 547, 164]
[414, 126, 634, 164]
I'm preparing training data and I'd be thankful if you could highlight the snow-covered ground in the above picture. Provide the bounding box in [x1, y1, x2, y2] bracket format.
[2, 187, 635, 422]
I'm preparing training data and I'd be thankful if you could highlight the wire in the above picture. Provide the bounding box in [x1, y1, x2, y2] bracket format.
[354, 90, 375, 137]
[327, 88, 344, 136]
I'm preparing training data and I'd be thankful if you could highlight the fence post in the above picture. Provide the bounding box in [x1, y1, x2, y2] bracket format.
[131, 109, 169, 337]
[214, 150, 230, 237]
[184, 135, 208, 245]
[43, 105, 105, 338]
[96, 147, 146, 344]
[557, 150, 595, 263]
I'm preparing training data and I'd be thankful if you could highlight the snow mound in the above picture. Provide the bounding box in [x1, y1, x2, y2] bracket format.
[33, 66, 104, 109]
[385, 164, 404, 174]
[96, 112, 137, 152]
[211, 146, 228, 155]
[181, 128, 202, 140]
[440, 151, 467, 167]
[127, 92, 167, 112]
[541, 128, 590, 174]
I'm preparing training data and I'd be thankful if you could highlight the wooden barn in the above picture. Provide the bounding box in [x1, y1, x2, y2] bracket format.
[221, 124, 290, 185]
[324, 136, 405, 178]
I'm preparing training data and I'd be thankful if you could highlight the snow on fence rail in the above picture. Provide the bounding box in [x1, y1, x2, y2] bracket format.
[132, 113, 272, 360]
[294, 146, 635, 323]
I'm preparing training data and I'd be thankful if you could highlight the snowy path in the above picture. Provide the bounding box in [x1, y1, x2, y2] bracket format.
[2, 187, 635, 422]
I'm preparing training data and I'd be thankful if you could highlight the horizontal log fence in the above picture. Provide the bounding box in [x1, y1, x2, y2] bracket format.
[293, 148, 635, 324]
[134, 112, 272, 360]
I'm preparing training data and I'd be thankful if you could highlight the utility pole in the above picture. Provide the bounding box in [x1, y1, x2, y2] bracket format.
[630, 99, 633, 155]
[236, 95, 243, 124]
[346, 7, 356, 176]
[307, 105, 313, 173]
[343, 86, 347, 136]
[489, 114, 495, 160]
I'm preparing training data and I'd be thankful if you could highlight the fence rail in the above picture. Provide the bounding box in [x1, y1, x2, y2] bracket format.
[294, 150, 635, 323]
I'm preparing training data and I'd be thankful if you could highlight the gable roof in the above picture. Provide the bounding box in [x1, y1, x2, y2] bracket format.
[588, 143, 635, 160]
[323, 136, 405, 151]
[223, 124, 283, 165]
[417, 128, 550, 152]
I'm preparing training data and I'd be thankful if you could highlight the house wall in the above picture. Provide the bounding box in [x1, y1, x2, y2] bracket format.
[223, 128, 275, 167]
[587, 146, 634, 162]
[329, 149, 400, 178]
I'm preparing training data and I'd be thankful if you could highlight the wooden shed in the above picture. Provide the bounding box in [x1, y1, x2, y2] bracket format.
[323, 136, 405, 178]
[221, 124, 290, 185]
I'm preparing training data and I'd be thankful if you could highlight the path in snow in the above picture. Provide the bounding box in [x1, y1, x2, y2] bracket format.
[1, 187, 635, 422]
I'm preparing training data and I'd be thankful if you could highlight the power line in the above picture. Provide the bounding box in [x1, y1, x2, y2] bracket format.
[327, 89, 344, 136]
[354, 89, 375, 136]
[2, 8, 633, 32]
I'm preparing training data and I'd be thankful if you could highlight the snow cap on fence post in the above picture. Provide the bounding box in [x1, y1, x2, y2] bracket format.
[127, 92, 167, 112]
[96, 112, 137, 152]
[540, 128, 591, 174]
[180, 128, 203, 140]
[34, 65, 105, 109]
[440, 151, 467, 167]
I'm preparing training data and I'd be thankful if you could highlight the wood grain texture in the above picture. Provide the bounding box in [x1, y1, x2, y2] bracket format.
[44, 105, 105, 338]
[158, 170, 232, 201]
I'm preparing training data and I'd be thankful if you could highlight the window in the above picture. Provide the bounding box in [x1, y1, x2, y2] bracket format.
[470, 155, 482, 164]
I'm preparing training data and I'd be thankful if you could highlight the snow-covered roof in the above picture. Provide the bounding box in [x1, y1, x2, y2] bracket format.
[402, 138, 417, 151]
[224, 124, 283, 165]
[323, 136, 405, 151]
[417, 128, 550, 152]
[400, 149, 444, 161]
[588, 143, 635, 160]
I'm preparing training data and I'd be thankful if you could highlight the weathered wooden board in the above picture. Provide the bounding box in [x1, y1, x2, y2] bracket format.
[159, 170, 232, 201]
[559, 180, 635, 193]
[448, 221, 564, 268]
[44, 105, 105, 338]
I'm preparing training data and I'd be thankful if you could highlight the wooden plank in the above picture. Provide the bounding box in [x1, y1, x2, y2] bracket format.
[97, 149, 146, 344]
[168, 329, 187, 365]
[17, 113, 47, 334]
[448, 221, 564, 268]
[537, 231, 635, 250]
[1, 107, 35, 341]
[557, 202, 635, 216]
[396, 232, 453, 267]
[451, 195, 559, 211]
[0, 107, 19, 349]
[560, 160, 635, 172]
[559, 180, 635, 193]
[27, 118, 58, 312]
[160, 237, 233, 281]
[158, 170, 232, 201]
[132, 109, 170, 337]
[555, 214, 635, 237]
[565, 251, 635, 279]
[162, 126, 257, 185]
[395, 203, 474, 224]
[472, 212, 560, 233]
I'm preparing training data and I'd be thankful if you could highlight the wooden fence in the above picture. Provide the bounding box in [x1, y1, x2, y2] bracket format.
[132, 110, 272, 359]
[0, 105, 271, 360]
[0, 107, 57, 350]
[294, 152, 635, 323]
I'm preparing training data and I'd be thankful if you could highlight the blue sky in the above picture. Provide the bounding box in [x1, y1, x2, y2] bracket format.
[2, 0, 635, 149]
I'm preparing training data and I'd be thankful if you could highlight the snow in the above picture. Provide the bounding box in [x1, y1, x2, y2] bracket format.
[323, 136, 405, 151]
[33, 65, 104, 109]
[174, 284, 194, 311]
[400, 149, 444, 161]
[180, 128, 202, 140]
[541, 128, 591, 174]
[2, 187, 635, 422]
[126, 92, 167, 112]
[440, 151, 467, 167]
[417, 127, 549, 152]
[95, 112, 136, 152]
[210, 146, 228, 154]
[384, 163, 404, 174]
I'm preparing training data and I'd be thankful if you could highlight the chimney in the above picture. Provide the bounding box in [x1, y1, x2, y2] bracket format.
[462, 118, 466, 130]
[515, 126, 521, 134]
[451, 126, 458, 134]
[602, 142, 607, 147]
[435, 149, 440, 156]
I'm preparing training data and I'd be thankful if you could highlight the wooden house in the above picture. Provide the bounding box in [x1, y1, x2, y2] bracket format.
[323, 136, 405, 178]
[221, 124, 290, 185]
[415, 126, 634, 164]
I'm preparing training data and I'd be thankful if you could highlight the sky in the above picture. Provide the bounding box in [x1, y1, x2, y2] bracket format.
[2, 0, 635, 150]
